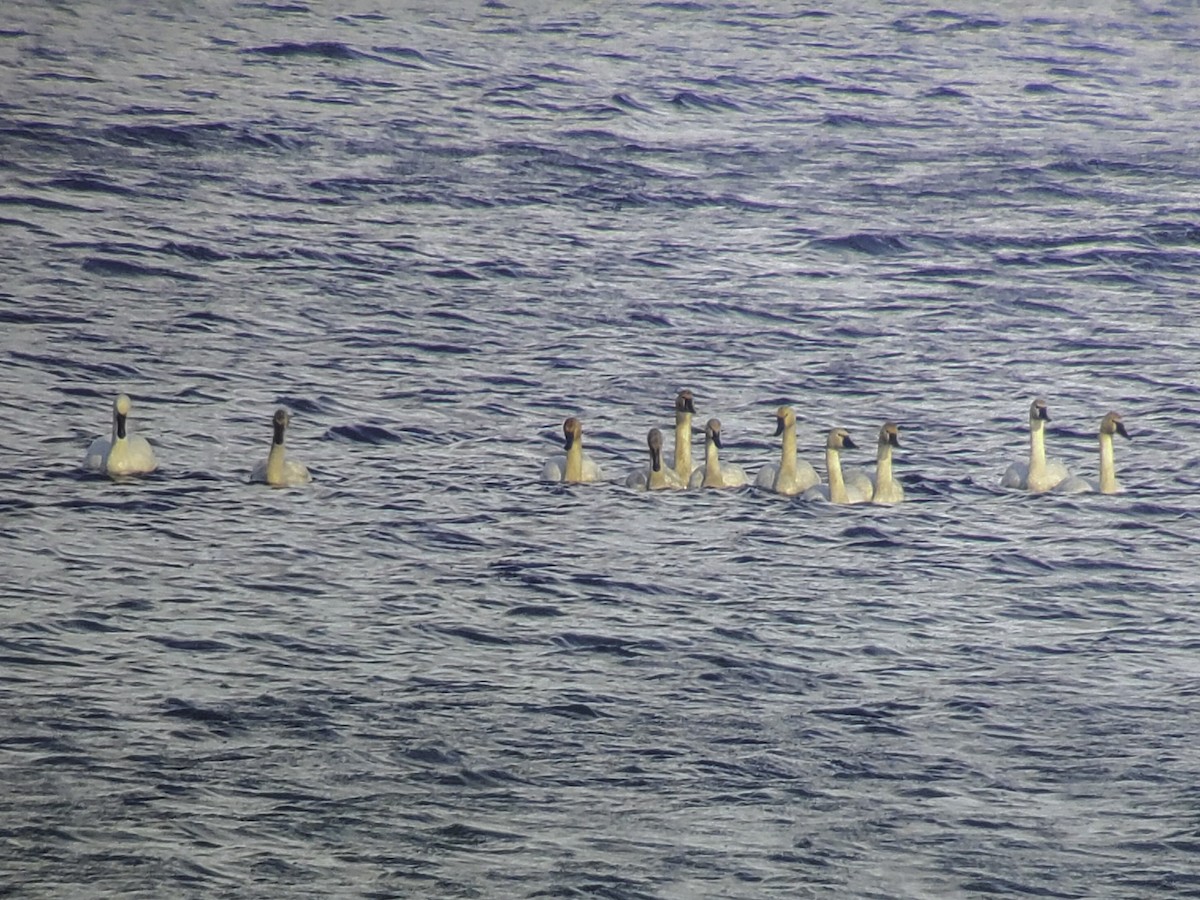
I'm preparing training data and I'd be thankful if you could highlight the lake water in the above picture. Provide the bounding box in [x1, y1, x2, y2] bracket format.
[3, 2, 1200, 897]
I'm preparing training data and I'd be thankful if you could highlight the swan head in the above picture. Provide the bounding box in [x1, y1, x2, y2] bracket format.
[675, 389, 696, 416]
[774, 406, 795, 436]
[1030, 398, 1050, 423]
[1101, 411, 1129, 439]
[826, 427, 857, 451]
[562, 416, 583, 450]
[879, 422, 900, 448]
[271, 407, 292, 444]
[647, 428, 664, 471]
[114, 393, 132, 417]
[704, 418, 723, 449]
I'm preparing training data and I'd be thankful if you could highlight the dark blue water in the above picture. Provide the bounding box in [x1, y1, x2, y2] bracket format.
[3, 3, 1200, 897]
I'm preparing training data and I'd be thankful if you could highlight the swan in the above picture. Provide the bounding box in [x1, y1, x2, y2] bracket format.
[1001, 398, 1071, 492]
[754, 405, 821, 495]
[802, 427, 871, 504]
[541, 416, 602, 483]
[251, 407, 311, 486]
[870, 422, 905, 504]
[83, 393, 157, 476]
[1055, 411, 1130, 495]
[666, 389, 698, 484]
[688, 418, 749, 489]
[626, 428, 686, 490]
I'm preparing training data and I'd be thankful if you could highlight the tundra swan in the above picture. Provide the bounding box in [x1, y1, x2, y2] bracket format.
[83, 393, 157, 476]
[870, 422, 905, 504]
[754, 405, 820, 495]
[688, 418, 749, 489]
[666, 389, 698, 484]
[1001, 398, 1071, 492]
[626, 428, 686, 490]
[251, 407, 311, 486]
[802, 428, 870, 504]
[1055, 411, 1129, 495]
[541, 416, 602, 483]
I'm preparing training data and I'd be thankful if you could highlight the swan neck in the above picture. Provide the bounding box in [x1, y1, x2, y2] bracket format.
[114, 411, 127, 441]
[779, 422, 797, 476]
[565, 437, 584, 482]
[702, 435, 722, 486]
[826, 446, 847, 503]
[1029, 419, 1047, 477]
[674, 412, 692, 479]
[273, 420, 287, 446]
[265, 443, 287, 484]
[875, 442, 893, 492]
[1098, 432, 1117, 493]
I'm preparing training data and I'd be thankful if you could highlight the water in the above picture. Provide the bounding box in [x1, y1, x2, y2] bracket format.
[3, 2, 1200, 897]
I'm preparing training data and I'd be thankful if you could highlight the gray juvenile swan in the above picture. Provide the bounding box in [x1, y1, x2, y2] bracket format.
[754, 405, 821, 495]
[1001, 398, 1071, 492]
[626, 428, 686, 490]
[83, 393, 157, 476]
[666, 389, 698, 484]
[802, 427, 870, 504]
[689, 418, 749, 488]
[1055, 411, 1130, 495]
[870, 422, 905, 504]
[251, 407, 311, 486]
[542, 416, 602, 483]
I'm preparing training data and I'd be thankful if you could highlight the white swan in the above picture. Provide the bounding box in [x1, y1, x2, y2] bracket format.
[541, 416, 602, 483]
[1055, 411, 1130, 495]
[83, 393, 157, 476]
[666, 389, 698, 484]
[251, 407, 311, 487]
[802, 427, 871, 504]
[626, 428, 686, 490]
[870, 422, 905, 504]
[688, 418, 749, 489]
[754, 405, 820, 495]
[1001, 398, 1071, 492]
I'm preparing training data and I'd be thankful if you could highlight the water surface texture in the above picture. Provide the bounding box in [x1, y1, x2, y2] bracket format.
[3, 2, 1200, 897]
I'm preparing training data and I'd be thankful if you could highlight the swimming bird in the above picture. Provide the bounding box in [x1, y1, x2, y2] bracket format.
[83, 393, 157, 476]
[541, 416, 602, 483]
[802, 427, 870, 504]
[688, 418, 749, 489]
[626, 428, 686, 490]
[754, 405, 820, 495]
[251, 407, 311, 486]
[666, 389, 698, 484]
[1055, 411, 1130, 495]
[870, 422, 905, 504]
[1001, 398, 1071, 492]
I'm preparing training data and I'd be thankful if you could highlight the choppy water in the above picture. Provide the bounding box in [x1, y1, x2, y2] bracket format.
[3, 2, 1200, 897]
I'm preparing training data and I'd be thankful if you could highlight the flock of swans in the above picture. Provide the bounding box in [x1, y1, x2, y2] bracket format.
[82, 390, 1129, 500]
[541, 390, 1130, 503]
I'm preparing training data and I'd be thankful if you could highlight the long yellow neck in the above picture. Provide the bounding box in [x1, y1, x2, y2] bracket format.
[702, 436, 722, 487]
[779, 422, 797, 478]
[674, 412, 692, 481]
[564, 439, 584, 482]
[875, 442, 892, 494]
[265, 443, 288, 485]
[826, 447, 847, 503]
[1098, 432, 1118, 494]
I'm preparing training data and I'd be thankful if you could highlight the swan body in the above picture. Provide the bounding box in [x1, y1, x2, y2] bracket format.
[251, 407, 311, 486]
[754, 405, 821, 495]
[665, 389, 698, 484]
[689, 418, 748, 489]
[870, 422, 905, 504]
[83, 393, 157, 476]
[542, 416, 602, 483]
[626, 428, 686, 490]
[1055, 411, 1130, 495]
[1002, 398, 1071, 492]
[802, 428, 870, 504]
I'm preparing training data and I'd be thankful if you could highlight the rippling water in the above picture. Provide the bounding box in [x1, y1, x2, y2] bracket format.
[4, 2, 1200, 897]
